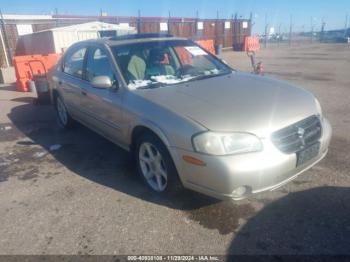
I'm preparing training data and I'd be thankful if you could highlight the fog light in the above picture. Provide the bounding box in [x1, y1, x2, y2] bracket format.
[232, 186, 249, 198]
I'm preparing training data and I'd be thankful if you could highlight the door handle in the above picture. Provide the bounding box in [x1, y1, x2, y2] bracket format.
[81, 90, 87, 96]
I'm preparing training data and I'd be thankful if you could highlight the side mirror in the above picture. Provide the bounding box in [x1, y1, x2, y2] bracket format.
[91, 76, 112, 89]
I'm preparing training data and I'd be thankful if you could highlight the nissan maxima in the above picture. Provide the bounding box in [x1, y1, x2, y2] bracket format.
[50, 34, 332, 200]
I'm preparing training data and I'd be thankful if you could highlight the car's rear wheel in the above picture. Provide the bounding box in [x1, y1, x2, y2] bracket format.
[135, 133, 182, 193]
[55, 95, 74, 129]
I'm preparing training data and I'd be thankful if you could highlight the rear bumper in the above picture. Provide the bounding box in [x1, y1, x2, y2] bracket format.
[170, 117, 332, 200]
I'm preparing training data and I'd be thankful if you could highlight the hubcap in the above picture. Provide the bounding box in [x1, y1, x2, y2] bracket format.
[57, 97, 68, 126]
[139, 142, 168, 192]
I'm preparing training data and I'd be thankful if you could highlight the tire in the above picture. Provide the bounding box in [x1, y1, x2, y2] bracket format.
[54, 95, 74, 129]
[135, 133, 182, 194]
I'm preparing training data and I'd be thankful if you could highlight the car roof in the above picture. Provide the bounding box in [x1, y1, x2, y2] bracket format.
[80, 33, 188, 47]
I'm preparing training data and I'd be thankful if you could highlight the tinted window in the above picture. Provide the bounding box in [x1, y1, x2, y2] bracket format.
[63, 47, 87, 78]
[86, 47, 116, 83]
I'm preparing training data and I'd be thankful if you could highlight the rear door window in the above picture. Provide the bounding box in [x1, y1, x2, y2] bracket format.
[63, 47, 87, 79]
[85, 47, 116, 84]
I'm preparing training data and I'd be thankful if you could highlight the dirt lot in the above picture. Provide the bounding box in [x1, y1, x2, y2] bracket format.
[0, 43, 349, 255]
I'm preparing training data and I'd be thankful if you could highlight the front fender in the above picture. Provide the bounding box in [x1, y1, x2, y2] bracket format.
[128, 118, 173, 148]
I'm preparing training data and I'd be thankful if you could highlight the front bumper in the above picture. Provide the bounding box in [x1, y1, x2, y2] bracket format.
[170, 117, 332, 200]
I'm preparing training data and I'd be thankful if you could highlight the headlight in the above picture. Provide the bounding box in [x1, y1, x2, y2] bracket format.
[192, 132, 263, 156]
[315, 98, 323, 116]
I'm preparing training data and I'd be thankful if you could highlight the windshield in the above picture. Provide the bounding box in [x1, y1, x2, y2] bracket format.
[111, 40, 232, 89]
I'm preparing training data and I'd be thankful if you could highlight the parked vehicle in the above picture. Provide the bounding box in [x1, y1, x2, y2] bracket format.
[50, 34, 332, 200]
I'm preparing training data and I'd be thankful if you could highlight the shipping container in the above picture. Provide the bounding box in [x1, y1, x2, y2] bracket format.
[15, 21, 136, 55]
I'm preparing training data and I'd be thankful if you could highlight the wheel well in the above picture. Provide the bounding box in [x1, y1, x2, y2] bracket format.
[131, 126, 162, 152]
[130, 125, 183, 187]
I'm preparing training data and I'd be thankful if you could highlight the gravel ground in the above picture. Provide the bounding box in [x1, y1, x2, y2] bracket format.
[0, 43, 349, 255]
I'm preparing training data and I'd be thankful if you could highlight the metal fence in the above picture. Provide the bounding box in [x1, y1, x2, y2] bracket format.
[0, 15, 252, 67]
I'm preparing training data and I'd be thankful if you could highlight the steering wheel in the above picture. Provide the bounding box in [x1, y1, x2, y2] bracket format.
[176, 64, 197, 78]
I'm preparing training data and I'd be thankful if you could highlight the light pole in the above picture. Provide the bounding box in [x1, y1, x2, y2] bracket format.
[289, 15, 293, 47]
[264, 13, 268, 48]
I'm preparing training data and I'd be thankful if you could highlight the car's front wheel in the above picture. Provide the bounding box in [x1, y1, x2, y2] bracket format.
[135, 133, 182, 193]
[55, 95, 74, 129]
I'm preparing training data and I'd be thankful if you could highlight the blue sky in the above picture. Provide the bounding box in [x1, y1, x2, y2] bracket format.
[1, 0, 349, 33]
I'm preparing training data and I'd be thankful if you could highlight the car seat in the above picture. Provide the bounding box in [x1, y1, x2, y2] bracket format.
[127, 51, 147, 81]
[145, 48, 175, 79]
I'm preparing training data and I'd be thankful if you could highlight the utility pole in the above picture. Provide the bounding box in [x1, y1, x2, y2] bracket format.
[289, 15, 293, 47]
[310, 16, 314, 43]
[249, 12, 254, 34]
[0, 20, 9, 67]
[345, 14, 349, 29]
[345, 14, 348, 37]
[137, 10, 141, 34]
[264, 13, 268, 48]
[0, 9, 11, 67]
[278, 23, 282, 46]
[320, 18, 326, 42]
[54, 8, 59, 27]
[233, 13, 238, 50]
[99, 8, 103, 22]
[216, 10, 220, 50]
[195, 10, 199, 38]
[168, 10, 171, 35]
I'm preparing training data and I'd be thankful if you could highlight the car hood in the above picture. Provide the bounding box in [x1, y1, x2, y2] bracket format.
[136, 72, 318, 138]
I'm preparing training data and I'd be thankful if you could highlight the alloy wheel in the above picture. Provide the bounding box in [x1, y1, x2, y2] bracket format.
[56, 97, 68, 126]
[138, 142, 168, 192]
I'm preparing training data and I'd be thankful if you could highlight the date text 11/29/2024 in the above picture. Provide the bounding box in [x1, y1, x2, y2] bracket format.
[127, 255, 219, 261]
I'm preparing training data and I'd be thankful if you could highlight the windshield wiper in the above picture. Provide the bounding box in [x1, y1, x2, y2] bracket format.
[136, 82, 167, 89]
[185, 71, 232, 83]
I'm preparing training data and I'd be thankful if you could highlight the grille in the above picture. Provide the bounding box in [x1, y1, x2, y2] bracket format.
[271, 116, 322, 154]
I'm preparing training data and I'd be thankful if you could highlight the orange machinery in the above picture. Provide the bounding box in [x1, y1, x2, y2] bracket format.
[243, 36, 263, 75]
[243, 36, 260, 52]
[195, 40, 215, 55]
[13, 54, 62, 92]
